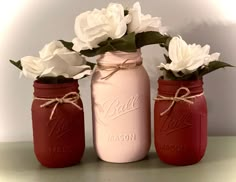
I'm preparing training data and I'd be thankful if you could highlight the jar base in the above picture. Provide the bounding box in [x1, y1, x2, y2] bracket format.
[95, 143, 151, 163]
[157, 153, 205, 166]
[158, 157, 204, 166]
[38, 160, 81, 168]
[98, 154, 148, 164]
[34, 149, 85, 168]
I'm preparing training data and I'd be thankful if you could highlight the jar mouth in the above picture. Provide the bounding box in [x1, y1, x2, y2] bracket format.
[158, 78, 203, 87]
[97, 50, 142, 64]
[34, 80, 78, 89]
[157, 78, 204, 96]
[100, 49, 141, 56]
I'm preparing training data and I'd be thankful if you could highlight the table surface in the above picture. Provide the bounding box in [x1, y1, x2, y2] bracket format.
[0, 136, 235, 182]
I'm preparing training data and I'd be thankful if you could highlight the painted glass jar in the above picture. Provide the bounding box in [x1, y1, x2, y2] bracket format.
[32, 80, 85, 168]
[91, 50, 151, 163]
[154, 79, 207, 165]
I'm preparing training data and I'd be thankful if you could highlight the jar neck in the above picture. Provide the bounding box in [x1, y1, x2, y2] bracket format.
[157, 79, 204, 97]
[33, 80, 79, 98]
[97, 50, 142, 65]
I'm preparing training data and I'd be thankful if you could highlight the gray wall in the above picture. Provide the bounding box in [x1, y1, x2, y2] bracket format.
[1, 0, 236, 142]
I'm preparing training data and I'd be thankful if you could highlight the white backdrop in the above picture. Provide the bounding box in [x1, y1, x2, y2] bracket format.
[1, 0, 236, 142]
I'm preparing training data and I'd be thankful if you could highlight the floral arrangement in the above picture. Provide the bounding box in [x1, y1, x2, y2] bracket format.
[10, 1, 170, 80]
[10, 40, 93, 83]
[9, 1, 232, 82]
[66, 2, 170, 57]
[158, 36, 233, 80]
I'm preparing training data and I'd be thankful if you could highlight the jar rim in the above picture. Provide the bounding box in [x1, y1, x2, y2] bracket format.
[33, 80, 78, 89]
[158, 78, 203, 86]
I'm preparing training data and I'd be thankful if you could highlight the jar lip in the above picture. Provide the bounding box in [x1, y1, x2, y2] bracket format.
[158, 78, 203, 86]
[97, 49, 142, 64]
[101, 49, 141, 55]
[33, 80, 78, 89]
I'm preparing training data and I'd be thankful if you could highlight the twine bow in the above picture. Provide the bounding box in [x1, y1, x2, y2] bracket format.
[155, 87, 204, 116]
[97, 59, 142, 80]
[34, 92, 82, 120]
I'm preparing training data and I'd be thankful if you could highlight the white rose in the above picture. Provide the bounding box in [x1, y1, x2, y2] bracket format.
[128, 2, 166, 34]
[159, 36, 220, 76]
[72, 3, 131, 52]
[39, 40, 69, 59]
[21, 56, 44, 79]
[21, 40, 91, 79]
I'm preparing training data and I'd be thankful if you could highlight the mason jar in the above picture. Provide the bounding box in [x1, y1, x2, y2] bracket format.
[32, 80, 85, 168]
[154, 79, 207, 165]
[91, 50, 151, 163]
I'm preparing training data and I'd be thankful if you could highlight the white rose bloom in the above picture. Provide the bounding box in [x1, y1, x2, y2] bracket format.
[128, 2, 166, 34]
[21, 56, 44, 79]
[72, 3, 131, 51]
[21, 40, 91, 79]
[159, 36, 220, 76]
[39, 40, 68, 58]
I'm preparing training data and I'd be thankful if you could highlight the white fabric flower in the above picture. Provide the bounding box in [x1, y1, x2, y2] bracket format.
[21, 56, 44, 79]
[39, 40, 69, 59]
[128, 2, 166, 34]
[21, 40, 91, 79]
[159, 36, 220, 76]
[72, 3, 131, 51]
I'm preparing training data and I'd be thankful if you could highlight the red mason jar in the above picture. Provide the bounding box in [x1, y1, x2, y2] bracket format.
[154, 79, 207, 165]
[31, 80, 85, 168]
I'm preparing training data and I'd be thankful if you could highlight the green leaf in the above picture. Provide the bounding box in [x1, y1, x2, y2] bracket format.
[110, 33, 137, 51]
[164, 70, 178, 80]
[163, 54, 171, 63]
[135, 31, 171, 49]
[37, 76, 74, 84]
[9, 60, 22, 70]
[160, 36, 172, 51]
[180, 71, 199, 80]
[124, 10, 129, 16]
[86, 61, 96, 70]
[59, 40, 74, 51]
[198, 61, 234, 77]
[80, 33, 137, 57]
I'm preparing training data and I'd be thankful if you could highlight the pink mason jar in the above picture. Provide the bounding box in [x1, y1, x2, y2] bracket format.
[91, 50, 151, 163]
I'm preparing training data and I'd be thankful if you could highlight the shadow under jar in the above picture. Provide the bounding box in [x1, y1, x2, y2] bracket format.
[154, 79, 207, 166]
[91, 50, 151, 163]
[32, 80, 85, 168]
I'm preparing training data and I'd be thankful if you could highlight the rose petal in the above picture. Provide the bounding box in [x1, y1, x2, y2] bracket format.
[21, 56, 44, 79]
[67, 65, 91, 77]
[204, 52, 220, 65]
[39, 40, 64, 59]
[169, 37, 187, 64]
[58, 52, 86, 66]
[41, 55, 69, 76]
[128, 2, 166, 34]
[72, 37, 93, 52]
[73, 69, 92, 79]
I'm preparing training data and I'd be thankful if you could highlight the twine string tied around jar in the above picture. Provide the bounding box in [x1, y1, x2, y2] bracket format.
[155, 87, 204, 116]
[34, 92, 82, 120]
[97, 59, 142, 80]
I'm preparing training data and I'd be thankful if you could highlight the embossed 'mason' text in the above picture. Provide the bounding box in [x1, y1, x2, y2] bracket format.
[157, 144, 185, 152]
[48, 145, 72, 153]
[108, 133, 136, 142]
